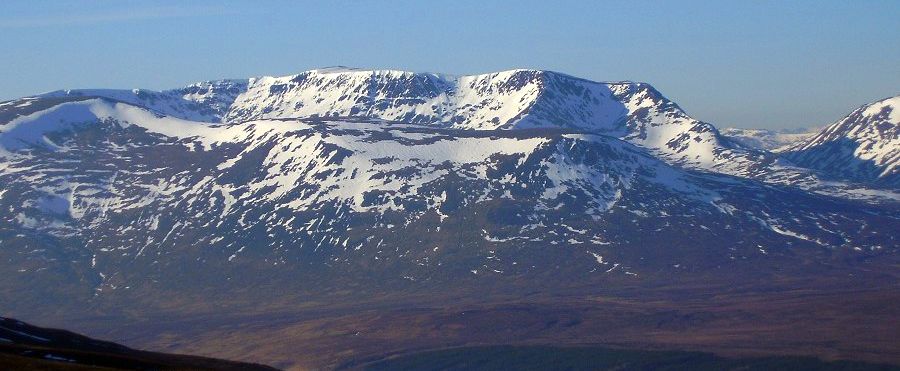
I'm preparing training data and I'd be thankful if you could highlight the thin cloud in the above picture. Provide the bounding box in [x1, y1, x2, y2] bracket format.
[0, 5, 237, 28]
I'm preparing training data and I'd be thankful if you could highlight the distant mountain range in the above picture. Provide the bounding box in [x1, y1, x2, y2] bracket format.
[0, 68, 897, 368]
[720, 127, 818, 151]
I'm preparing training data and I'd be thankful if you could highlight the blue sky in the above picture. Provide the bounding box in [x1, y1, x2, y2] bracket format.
[2, 1, 898, 129]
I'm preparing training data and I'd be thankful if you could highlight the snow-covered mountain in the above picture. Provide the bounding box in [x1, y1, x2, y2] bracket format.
[30, 79, 248, 122]
[780, 96, 899, 186]
[721, 127, 817, 151]
[37, 67, 731, 169]
[29, 67, 894, 202]
[223, 68, 743, 170]
[0, 68, 897, 317]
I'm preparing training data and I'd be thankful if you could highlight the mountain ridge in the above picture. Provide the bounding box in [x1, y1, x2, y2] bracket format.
[16, 67, 896, 202]
[781, 95, 899, 185]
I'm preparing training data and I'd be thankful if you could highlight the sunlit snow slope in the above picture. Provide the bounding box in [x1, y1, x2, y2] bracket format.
[781, 96, 899, 186]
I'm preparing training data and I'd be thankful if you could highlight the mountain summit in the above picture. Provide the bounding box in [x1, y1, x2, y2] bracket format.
[781, 95, 899, 185]
[37, 68, 730, 168]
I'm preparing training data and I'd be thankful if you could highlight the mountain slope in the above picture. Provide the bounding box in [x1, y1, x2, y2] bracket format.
[781, 96, 900, 186]
[0, 97, 896, 316]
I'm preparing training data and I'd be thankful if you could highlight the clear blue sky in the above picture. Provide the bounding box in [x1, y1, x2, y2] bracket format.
[2, 0, 898, 129]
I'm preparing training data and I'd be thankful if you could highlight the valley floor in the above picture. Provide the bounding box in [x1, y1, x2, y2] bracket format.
[37, 282, 900, 370]
[353, 345, 899, 371]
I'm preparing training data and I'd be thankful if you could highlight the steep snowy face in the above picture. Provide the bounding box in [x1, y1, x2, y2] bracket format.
[224, 68, 737, 169]
[225, 68, 454, 124]
[781, 96, 900, 185]
[224, 68, 576, 128]
[166, 79, 250, 118]
[223, 68, 654, 131]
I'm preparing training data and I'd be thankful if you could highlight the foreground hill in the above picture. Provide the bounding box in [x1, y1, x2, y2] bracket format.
[0, 317, 275, 370]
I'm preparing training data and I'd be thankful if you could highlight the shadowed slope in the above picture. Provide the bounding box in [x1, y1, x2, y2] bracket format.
[0, 317, 276, 370]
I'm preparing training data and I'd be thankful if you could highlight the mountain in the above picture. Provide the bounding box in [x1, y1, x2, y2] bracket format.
[32, 79, 248, 122]
[1, 87, 896, 306]
[780, 96, 900, 186]
[720, 127, 817, 151]
[0, 68, 898, 369]
[36, 67, 733, 169]
[0, 316, 275, 370]
[195, 67, 767, 180]
[31, 68, 895, 202]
